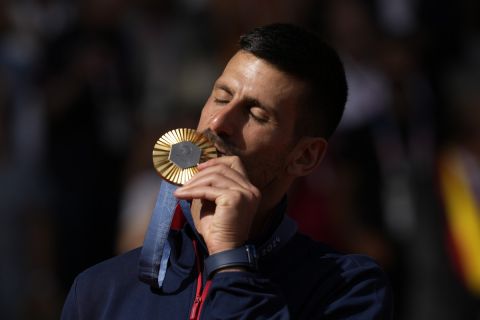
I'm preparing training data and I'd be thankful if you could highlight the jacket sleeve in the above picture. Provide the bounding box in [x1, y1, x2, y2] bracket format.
[200, 271, 290, 320]
[198, 255, 393, 319]
[318, 256, 393, 319]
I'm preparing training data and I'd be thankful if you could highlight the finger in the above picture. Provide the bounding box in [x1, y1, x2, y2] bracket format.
[181, 172, 246, 192]
[177, 172, 260, 201]
[174, 186, 244, 206]
[198, 155, 247, 175]
[186, 164, 252, 190]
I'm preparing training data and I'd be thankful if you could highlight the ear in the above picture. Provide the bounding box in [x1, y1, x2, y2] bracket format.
[287, 137, 328, 177]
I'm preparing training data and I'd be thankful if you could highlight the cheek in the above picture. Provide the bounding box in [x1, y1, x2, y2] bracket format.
[246, 129, 289, 152]
[245, 135, 291, 168]
[242, 145, 291, 189]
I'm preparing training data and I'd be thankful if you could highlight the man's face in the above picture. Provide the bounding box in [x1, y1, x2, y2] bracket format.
[197, 50, 307, 191]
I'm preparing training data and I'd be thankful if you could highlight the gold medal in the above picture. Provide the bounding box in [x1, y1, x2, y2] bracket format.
[152, 128, 217, 185]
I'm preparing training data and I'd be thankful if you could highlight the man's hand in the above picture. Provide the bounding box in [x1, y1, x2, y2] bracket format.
[174, 156, 261, 255]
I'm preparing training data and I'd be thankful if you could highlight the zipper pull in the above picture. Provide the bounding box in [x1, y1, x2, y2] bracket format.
[189, 296, 202, 320]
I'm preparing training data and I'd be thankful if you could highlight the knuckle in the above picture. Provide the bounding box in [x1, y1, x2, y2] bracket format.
[208, 172, 222, 180]
[228, 191, 243, 203]
[248, 186, 261, 202]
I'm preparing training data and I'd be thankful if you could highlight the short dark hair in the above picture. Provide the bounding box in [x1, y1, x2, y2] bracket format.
[239, 23, 347, 139]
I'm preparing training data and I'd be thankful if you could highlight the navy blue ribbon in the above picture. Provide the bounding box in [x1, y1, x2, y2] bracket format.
[138, 181, 181, 288]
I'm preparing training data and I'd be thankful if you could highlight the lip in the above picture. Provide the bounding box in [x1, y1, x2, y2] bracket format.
[201, 130, 232, 157]
[214, 143, 235, 157]
[215, 146, 227, 157]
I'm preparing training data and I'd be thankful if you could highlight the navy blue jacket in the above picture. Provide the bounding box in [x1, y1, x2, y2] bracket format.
[61, 224, 392, 319]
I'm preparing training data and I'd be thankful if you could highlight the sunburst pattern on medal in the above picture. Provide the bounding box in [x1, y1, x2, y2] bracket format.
[152, 128, 217, 185]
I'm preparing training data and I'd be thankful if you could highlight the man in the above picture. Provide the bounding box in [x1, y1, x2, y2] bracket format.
[61, 23, 392, 319]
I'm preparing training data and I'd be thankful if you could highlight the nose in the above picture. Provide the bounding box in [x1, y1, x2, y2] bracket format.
[209, 103, 242, 137]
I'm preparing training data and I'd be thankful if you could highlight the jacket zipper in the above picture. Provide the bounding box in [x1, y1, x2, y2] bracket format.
[189, 240, 212, 320]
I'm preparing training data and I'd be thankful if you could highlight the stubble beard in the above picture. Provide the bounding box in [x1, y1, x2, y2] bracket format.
[201, 128, 287, 189]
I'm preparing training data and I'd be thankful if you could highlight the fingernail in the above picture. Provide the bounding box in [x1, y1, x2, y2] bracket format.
[174, 187, 183, 194]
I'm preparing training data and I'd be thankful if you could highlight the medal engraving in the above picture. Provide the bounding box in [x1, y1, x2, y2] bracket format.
[152, 128, 217, 185]
[169, 141, 201, 169]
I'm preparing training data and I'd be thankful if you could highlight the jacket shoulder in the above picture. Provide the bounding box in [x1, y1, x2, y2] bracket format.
[78, 247, 142, 285]
[274, 233, 393, 318]
[61, 248, 147, 319]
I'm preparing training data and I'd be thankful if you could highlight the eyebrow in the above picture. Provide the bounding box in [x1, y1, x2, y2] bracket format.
[213, 82, 277, 117]
[214, 83, 234, 96]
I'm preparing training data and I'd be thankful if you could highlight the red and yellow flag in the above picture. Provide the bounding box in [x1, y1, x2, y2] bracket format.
[438, 147, 480, 296]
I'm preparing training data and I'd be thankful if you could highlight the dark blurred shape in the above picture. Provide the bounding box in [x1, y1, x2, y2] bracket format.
[40, 0, 138, 293]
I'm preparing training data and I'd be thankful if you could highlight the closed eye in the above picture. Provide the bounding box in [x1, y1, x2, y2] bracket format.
[214, 98, 230, 105]
[249, 107, 269, 123]
[212, 83, 233, 105]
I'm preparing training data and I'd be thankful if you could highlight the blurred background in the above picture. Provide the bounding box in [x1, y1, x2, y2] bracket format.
[1, 0, 479, 319]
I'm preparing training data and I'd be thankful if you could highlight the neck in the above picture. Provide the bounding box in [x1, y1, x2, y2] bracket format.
[249, 196, 287, 242]
[249, 175, 293, 241]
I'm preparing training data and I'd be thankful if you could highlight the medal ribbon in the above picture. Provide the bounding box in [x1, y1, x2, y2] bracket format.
[138, 181, 181, 288]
